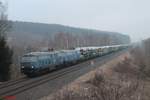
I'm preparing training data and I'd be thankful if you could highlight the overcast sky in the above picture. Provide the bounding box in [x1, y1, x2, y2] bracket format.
[6, 0, 150, 42]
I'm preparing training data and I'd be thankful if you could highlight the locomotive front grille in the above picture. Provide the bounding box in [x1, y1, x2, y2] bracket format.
[21, 66, 34, 74]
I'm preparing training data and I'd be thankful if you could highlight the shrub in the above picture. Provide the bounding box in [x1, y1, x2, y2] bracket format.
[130, 38, 150, 78]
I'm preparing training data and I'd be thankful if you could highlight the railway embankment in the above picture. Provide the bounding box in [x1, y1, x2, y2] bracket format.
[40, 46, 150, 100]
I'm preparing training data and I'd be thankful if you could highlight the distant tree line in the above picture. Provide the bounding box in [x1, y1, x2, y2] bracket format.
[47, 32, 130, 50]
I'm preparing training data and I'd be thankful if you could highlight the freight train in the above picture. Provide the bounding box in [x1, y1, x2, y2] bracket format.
[20, 45, 128, 77]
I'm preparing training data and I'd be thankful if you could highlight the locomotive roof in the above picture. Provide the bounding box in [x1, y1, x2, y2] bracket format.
[23, 50, 79, 57]
[60, 50, 78, 52]
[23, 51, 59, 56]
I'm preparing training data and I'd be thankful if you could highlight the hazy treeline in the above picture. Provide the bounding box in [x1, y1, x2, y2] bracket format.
[48, 32, 130, 50]
[8, 21, 130, 51]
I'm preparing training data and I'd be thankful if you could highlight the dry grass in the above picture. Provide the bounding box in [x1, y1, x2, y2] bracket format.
[48, 70, 141, 100]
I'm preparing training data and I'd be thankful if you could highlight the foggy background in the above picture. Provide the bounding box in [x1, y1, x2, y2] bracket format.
[6, 0, 150, 42]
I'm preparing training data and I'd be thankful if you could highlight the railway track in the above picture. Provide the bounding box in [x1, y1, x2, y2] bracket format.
[0, 58, 90, 96]
[0, 50, 127, 97]
[0, 77, 28, 89]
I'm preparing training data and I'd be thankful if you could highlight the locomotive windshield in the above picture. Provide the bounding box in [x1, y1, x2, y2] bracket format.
[21, 55, 37, 62]
[21, 62, 37, 67]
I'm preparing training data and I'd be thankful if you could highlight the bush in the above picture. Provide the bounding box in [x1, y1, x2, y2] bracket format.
[130, 38, 150, 78]
[113, 56, 140, 79]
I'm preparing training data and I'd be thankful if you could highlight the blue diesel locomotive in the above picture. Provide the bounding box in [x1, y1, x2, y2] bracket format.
[21, 50, 81, 76]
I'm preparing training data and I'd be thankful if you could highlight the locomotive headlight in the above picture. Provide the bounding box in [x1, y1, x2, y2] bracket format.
[22, 66, 24, 68]
[31, 66, 34, 69]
